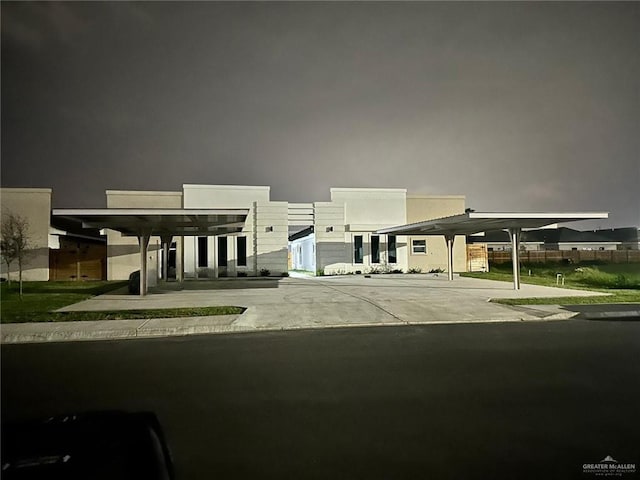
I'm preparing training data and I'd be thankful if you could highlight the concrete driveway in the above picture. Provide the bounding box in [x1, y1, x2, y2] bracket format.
[58, 274, 607, 329]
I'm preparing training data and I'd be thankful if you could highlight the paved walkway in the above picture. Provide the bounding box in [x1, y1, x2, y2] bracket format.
[2, 274, 635, 344]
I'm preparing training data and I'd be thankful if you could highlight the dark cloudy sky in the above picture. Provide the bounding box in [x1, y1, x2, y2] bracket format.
[2, 2, 638, 228]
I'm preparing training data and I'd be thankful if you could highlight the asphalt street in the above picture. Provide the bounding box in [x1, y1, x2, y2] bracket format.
[2, 320, 639, 479]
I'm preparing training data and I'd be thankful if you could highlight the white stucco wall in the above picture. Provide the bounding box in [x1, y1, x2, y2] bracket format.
[406, 195, 467, 273]
[318, 189, 409, 274]
[183, 184, 270, 208]
[0, 188, 52, 281]
[106, 190, 183, 283]
[330, 188, 407, 228]
[314, 202, 347, 274]
[183, 186, 287, 277]
[254, 201, 289, 276]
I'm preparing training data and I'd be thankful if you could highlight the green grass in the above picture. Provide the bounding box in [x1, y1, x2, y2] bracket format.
[1, 281, 244, 323]
[461, 262, 640, 305]
[4, 306, 245, 323]
[493, 291, 640, 306]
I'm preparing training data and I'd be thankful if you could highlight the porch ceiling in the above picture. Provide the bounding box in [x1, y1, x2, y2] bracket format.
[52, 208, 249, 237]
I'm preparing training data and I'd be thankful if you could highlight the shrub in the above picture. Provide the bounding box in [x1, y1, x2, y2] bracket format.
[428, 268, 445, 274]
[316, 268, 325, 276]
[390, 268, 403, 274]
[237, 271, 248, 277]
[281, 272, 289, 277]
[407, 267, 422, 274]
[259, 268, 270, 277]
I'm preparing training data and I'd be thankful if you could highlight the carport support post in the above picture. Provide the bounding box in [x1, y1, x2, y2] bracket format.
[176, 237, 184, 282]
[445, 235, 455, 281]
[138, 233, 151, 296]
[508, 228, 521, 290]
[161, 235, 172, 282]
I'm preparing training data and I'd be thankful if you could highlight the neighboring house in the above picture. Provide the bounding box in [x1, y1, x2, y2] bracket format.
[593, 227, 640, 250]
[48, 216, 106, 281]
[0, 188, 52, 281]
[0, 188, 109, 282]
[467, 227, 625, 252]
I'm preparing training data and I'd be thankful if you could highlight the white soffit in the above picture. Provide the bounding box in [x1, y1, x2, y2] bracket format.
[52, 208, 249, 237]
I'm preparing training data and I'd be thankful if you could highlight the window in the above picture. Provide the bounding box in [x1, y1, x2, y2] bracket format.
[354, 235, 363, 264]
[388, 235, 397, 263]
[237, 236, 247, 267]
[371, 235, 380, 264]
[217, 237, 227, 267]
[197, 237, 208, 267]
[412, 239, 427, 255]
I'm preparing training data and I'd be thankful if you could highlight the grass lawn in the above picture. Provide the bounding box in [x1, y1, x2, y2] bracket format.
[461, 262, 640, 305]
[1, 281, 244, 323]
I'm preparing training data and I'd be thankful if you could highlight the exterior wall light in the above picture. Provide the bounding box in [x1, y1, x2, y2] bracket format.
[326, 226, 334, 232]
[265, 226, 273, 232]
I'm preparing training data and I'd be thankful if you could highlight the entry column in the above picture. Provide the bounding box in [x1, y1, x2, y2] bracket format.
[445, 234, 455, 281]
[138, 232, 152, 296]
[508, 228, 522, 290]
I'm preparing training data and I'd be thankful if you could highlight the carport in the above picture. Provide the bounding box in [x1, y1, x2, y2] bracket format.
[52, 208, 249, 295]
[377, 212, 608, 290]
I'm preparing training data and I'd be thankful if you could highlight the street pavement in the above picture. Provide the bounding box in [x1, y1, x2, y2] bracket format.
[2, 274, 637, 344]
[2, 321, 639, 479]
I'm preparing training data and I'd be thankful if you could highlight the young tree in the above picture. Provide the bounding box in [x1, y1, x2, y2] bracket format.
[1, 212, 31, 297]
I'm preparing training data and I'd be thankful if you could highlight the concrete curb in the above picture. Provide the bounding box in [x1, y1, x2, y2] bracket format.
[1, 315, 246, 344]
[579, 310, 640, 320]
[1, 313, 581, 345]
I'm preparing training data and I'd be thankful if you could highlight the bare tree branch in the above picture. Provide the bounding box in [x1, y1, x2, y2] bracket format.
[1, 211, 32, 297]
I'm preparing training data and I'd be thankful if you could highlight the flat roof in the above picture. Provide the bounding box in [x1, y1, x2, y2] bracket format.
[52, 208, 249, 237]
[377, 211, 609, 237]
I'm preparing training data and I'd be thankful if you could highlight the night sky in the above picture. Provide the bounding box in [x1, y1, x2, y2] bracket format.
[2, 2, 638, 228]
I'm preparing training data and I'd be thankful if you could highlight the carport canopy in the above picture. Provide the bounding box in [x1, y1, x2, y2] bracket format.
[52, 208, 249, 295]
[377, 212, 609, 289]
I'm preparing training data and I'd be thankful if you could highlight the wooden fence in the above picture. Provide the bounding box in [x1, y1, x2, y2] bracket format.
[488, 249, 640, 265]
[49, 244, 107, 281]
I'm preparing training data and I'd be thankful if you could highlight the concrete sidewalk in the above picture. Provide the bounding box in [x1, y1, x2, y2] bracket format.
[2, 274, 636, 344]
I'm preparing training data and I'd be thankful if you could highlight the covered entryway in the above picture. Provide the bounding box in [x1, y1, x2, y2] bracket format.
[52, 208, 249, 295]
[378, 212, 608, 290]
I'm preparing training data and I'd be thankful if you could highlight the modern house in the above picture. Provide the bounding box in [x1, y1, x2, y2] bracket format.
[288, 188, 467, 275]
[2, 184, 628, 288]
[104, 185, 467, 282]
[1, 185, 468, 283]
